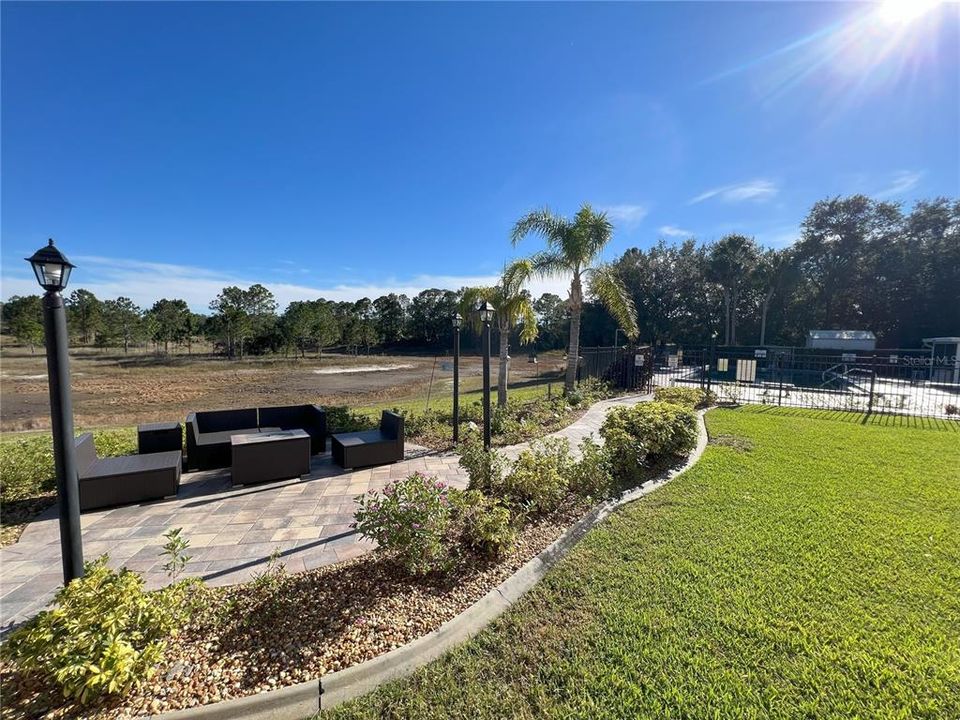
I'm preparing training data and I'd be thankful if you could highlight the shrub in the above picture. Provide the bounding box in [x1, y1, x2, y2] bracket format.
[353, 472, 453, 575]
[498, 437, 573, 514]
[325, 406, 375, 434]
[458, 428, 508, 494]
[600, 401, 698, 485]
[2, 556, 195, 704]
[568, 437, 616, 500]
[654, 386, 715, 409]
[449, 489, 515, 559]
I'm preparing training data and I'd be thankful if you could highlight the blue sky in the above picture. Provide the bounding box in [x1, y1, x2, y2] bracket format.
[2, 1, 958, 311]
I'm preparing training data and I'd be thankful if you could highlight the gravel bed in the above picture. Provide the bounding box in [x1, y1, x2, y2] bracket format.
[0, 498, 591, 719]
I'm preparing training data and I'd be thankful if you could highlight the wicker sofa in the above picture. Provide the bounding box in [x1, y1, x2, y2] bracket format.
[75, 433, 181, 511]
[186, 405, 326, 471]
[331, 410, 404, 469]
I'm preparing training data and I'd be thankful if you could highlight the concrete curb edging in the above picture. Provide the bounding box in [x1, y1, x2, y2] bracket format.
[143, 410, 710, 719]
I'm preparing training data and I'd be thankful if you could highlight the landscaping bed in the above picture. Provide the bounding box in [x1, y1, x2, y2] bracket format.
[0, 499, 589, 719]
[0, 392, 704, 719]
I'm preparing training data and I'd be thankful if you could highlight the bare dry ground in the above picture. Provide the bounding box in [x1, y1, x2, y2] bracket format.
[0, 346, 554, 432]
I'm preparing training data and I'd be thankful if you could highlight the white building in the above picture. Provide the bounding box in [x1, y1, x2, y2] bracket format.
[805, 330, 877, 352]
[922, 337, 960, 384]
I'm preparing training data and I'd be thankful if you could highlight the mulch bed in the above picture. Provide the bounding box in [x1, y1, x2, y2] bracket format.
[0, 497, 591, 719]
[0, 494, 56, 547]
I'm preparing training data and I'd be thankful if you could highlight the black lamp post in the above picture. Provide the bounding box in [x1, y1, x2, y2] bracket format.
[477, 301, 495, 450]
[451, 313, 462, 444]
[25, 239, 84, 583]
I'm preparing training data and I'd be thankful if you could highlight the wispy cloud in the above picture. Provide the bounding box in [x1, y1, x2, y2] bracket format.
[600, 204, 649, 229]
[659, 225, 695, 238]
[0, 255, 571, 312]
[874, 170, 922, 199]
[689, 179, 779, 204]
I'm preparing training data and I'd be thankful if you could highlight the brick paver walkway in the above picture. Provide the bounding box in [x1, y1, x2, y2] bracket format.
[0, 393, 649, 630]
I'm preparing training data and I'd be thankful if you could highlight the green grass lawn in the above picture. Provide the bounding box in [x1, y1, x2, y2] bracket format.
[320, 407, 960, 719]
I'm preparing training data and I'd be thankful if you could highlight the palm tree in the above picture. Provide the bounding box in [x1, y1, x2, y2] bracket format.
[511, 203, 638, 393]
[461, 260, 538, 407]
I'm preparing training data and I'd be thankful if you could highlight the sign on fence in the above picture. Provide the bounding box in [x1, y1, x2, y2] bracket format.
[754, 349, 767, 358]
[634, 354, 645, 367]
[736, 358, 757, 383]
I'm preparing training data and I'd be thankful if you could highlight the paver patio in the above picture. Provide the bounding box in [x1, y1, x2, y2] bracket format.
[0, 393, 649, 631]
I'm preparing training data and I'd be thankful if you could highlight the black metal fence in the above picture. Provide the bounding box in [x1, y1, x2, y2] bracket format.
[578, 345, 654, 393]
[648, 345, 960, 420]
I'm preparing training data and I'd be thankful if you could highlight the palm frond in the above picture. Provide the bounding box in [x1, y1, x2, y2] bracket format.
[587, 263, 639, 339]
[517, 298, 538, 345]
[528, 250, 570, 278]
[510, 208, 570, 249]
[458, 285, 498, 334]
[502, 258, 535, 296]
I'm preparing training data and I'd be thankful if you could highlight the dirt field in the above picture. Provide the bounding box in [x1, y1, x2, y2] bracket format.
[0, 347, 561, 432]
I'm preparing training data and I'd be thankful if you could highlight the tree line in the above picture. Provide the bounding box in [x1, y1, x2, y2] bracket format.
[2, 194, 957, 364]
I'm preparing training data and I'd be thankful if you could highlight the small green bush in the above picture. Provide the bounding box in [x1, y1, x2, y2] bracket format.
[458, 428, 508, 494]
[600, 401, 698, 485]
[568, 437, 616, 500]
[653, 386, 715, 409]
[449, 489, 515, 559]
[2, 556, 195, 704]
[498, 437, 573, 514]
[353, 472, 453, 575]
[325, 406, 376, 434]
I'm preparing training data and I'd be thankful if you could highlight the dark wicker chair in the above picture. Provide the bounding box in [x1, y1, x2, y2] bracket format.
[186, 405, 327, 471]
[331, 411, 404, 469]
[75, 433, 181, 511]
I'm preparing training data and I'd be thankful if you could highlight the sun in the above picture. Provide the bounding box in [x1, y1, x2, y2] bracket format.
[875, 0, 942, 26]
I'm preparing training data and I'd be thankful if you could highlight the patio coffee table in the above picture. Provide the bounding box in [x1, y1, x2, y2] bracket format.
[230, 429, 311, 486]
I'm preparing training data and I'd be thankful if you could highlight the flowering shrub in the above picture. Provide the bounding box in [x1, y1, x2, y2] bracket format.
[3, 556, 196, 704]
[653, 386, 715, 409]
[353, 472, 454, 575]
[449, 489, 515, 559]
[600, 401, 698, 485]
[499, 437, 573, 514]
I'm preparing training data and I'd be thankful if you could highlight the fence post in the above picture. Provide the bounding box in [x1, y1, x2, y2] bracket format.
[777, 352, 784, 406]
[867, 354, 877, 414]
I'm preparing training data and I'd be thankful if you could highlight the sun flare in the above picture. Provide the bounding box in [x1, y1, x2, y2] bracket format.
[876, 0, 941, 26]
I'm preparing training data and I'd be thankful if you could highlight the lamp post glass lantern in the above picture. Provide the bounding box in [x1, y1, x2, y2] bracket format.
[451, 313, 462, 444]
[477, 301, 495, 450]
[26, 239, 84, 583]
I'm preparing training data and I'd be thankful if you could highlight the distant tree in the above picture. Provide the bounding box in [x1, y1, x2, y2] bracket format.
[708, 234, 759, 346]
[147, 299, 190, 354]
[461, 260, 538, 406]
[66, 289, 103, 344]
[407, 289, 459, 347]
[101, 297, 143, 353]
[310, 300, 340, 359]
[209, 285, 276, 358]
[511, 203, 638, 392]
[533, 293, 568, 351]
[754, 248, 797, 346]
[281, 301, 317, 357]
[353, 297, 378, 354]
[2, 295, 44, 352]
[373, 294, 406, 345]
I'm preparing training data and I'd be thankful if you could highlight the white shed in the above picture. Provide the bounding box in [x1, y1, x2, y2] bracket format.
[806, 330, 877, 351]
[922, 337, 960, 384]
